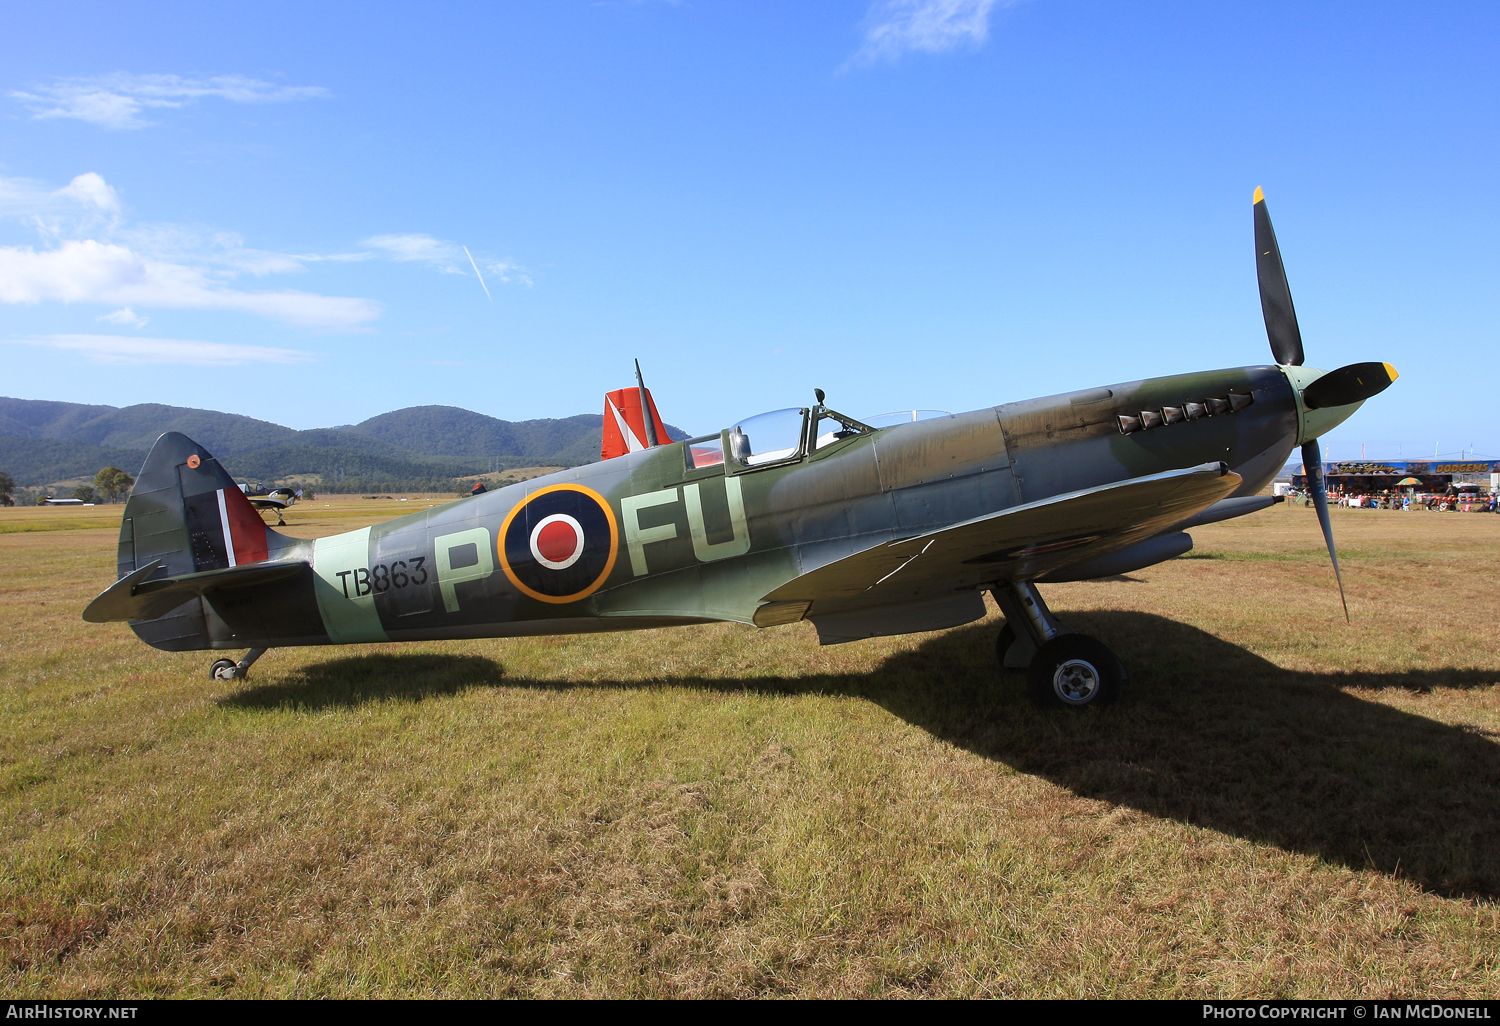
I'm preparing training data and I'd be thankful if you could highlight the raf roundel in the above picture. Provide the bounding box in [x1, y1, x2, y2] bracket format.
[530, 514, 585, 570]
[499, 484, 619, 604]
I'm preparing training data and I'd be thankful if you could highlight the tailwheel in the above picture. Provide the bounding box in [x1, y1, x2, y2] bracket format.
[209, 647, 267, 681]
[1027, 634, 1126, 709]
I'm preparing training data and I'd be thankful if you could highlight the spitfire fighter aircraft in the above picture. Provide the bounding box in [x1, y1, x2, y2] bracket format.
[85, 192, 1396, 708]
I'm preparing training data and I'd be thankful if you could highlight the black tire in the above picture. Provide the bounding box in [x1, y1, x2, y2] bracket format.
[995, 623, 1019, 669]
[209, 658, 239, 681]
[1027, 634, 1126, 709]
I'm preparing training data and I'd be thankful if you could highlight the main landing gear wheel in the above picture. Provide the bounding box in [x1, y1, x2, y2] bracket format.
[1027, 634, 1126, 709]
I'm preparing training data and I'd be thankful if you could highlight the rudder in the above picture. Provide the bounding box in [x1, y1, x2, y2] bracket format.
[116, 432, 278, 650]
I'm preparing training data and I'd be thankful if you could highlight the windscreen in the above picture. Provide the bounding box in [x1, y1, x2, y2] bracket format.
[728, 409, 806, 466]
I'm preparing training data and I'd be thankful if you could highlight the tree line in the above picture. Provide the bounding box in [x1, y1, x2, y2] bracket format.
[0, 465, 495, 507]
[0, 466, 135, 506]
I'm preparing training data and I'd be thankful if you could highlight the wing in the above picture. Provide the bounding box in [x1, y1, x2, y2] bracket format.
[247, 496, 289, 511]
[754, 462, 1239, 624]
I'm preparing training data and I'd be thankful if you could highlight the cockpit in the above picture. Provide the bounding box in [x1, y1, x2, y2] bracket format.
[683, 403, 950, 472]
[730, 408, 807, 465]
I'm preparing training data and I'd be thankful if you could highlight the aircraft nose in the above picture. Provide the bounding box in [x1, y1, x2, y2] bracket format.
[1283, 362, 1398, 446]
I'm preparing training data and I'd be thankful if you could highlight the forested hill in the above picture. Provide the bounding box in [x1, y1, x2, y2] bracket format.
[0, 397, 297, 455]
[0, 397, 693, 487]
[349, 407, 674, 465]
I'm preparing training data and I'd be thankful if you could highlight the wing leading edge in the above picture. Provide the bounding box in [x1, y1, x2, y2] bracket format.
[755, 462, 1240, 625]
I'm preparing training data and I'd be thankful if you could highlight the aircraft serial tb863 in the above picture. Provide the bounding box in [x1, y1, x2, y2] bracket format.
[85, 192, 1396, 708]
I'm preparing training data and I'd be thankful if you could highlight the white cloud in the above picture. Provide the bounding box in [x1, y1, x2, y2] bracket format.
[98, 307, 147, 328]
[363, 233, 532, 286]
[0, 171, 382, 330]
[364, 233, 456, 264]
[11, 73, 328, 130]
[485, 259, 530, 286]
[0, 172, 120, 219]
[0, 239, 381, 329]
[55, 172, 122, 213]
[0, 171, 525, 325]
[8, 334, 314, 366]
[112, 223, 371, 277]
[850, 0, 1014, 66]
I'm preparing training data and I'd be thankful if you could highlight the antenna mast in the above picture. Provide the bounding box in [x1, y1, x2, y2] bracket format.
[635, 359, 659, 447]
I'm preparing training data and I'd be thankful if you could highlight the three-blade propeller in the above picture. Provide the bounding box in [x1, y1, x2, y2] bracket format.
[1254, 188, 1395, 622]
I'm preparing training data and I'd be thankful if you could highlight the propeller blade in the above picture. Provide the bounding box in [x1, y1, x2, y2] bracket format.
[1301, 438, 1349, 622]
[1303, 362, 1399, 410]
[1254, 187, 1305, 367]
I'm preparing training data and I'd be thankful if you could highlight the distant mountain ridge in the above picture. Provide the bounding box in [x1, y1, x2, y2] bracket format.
[0, 435, 164, 488]
[0, 397, 297, 455]
[0, 397, 692, 487]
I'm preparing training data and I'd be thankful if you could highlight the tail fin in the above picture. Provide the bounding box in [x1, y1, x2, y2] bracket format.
[117, 431, 273, 580]
[106, 431, 285, 646]
[601, 383, 670, 460]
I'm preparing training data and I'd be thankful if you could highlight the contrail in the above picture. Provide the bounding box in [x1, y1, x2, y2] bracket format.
[463, 246, 492, 302]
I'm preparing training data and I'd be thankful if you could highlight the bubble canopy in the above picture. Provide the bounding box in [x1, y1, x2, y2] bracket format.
[706, 404, 939, 471]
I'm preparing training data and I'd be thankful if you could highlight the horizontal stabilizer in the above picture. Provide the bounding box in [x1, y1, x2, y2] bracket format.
[759, 462, 1240, 618]
[83, 557, 305, 623]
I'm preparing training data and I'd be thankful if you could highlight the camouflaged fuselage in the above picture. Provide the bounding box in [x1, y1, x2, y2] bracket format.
[126, 364, 1297, 652]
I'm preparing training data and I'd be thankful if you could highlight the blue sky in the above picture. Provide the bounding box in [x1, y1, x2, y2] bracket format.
[1, 1, 1495, 460]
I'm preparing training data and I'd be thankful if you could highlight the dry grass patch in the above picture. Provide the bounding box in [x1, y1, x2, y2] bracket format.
[2, 502, 1498, 996]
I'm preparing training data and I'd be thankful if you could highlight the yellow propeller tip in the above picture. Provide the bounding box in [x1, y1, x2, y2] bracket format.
[1384, 362, 1399, 382]
[1253, 186, 1265, 204]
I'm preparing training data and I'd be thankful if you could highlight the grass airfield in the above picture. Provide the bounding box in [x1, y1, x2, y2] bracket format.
[2, 496, 1499, 998]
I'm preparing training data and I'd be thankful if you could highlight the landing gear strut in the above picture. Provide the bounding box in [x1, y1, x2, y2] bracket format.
[990, 582, 1126, 708]
[209, 647, 268, 681]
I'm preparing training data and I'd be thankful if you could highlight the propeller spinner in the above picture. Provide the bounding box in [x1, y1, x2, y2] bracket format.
[1254, 189, 1398, 622]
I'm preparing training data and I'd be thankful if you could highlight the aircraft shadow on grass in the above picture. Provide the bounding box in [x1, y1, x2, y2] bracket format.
[224, 611, 1500, 899]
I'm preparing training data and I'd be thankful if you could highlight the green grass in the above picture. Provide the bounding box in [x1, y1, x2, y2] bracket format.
[2, 502, 1499, 997]
[0, 520, 121, 534]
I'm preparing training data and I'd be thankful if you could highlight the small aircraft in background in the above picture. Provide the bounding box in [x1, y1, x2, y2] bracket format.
[85, 190, 1395, 708]
[238, 484, 302, 526]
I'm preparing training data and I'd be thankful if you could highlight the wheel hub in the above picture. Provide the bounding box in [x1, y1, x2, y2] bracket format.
[1052, 658, 1100, 704]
